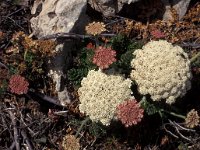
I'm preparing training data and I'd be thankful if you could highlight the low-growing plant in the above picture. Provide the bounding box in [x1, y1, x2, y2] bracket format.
[88, 122, 107, 138]
[112, 40, 143, 75]
[67, 46, 97, 87]
[67, 68, 89, 87]
[0, 31, 57, 95]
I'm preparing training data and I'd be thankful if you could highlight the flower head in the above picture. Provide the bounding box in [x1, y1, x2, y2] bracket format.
[185, 109, 200, 128]
[85, 22, 106, 36]
[93, 46, 116, 69]
[9, 74, 29, 95]
[78, 70, 132, 126]
[150, 29, 165, 39]
[116, 99, 144, 127]
[131, 40, 192, 104]
[62, 135, 80, 150]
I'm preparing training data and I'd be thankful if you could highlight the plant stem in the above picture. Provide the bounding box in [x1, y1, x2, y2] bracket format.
[190, 51, 200, 63]
[75, 117, 90, 138]
[23, 49, 28, 61]
[139, 96, 146, 104]
[95, 36, 99, 46]
[161, 110, 186, 119]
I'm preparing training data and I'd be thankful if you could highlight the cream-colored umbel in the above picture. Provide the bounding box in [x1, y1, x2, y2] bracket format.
[130, 40, 192, 104]
[78, 69, 132, 125]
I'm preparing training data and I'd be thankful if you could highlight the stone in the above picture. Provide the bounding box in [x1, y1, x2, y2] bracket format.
[162, 0, 191, 21]
[57, 88, 72, 105]
[47, 42, 74, 105]
[88, 0, 140, 17]
[30, 0, 89, 37]
[30, 0, 90, 106]
[88, 0, 191, 20]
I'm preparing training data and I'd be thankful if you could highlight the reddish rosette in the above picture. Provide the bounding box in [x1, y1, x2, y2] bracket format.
[93, 46, 116, 69]
[9, 74, 29, 95]
[150, 29, 165, 39]
[117, 99, 144, 127]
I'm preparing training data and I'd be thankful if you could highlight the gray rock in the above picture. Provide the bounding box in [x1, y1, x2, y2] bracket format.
[30, 0, 89, 105]
[162, 0, 191, 20]
[88, 0, 191, 20]
[58, 88, 72, 105]
[30, 0, 89, 37]
[88, 0, 140, 17]
[47, 42, 74, 105]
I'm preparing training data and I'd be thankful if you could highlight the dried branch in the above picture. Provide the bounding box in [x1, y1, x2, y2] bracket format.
[163, 123, 179, 139]
[27, 89, 63, 107]
[8, 110, 20, 150]
[168, 120, 192, 141]
[39, 32, 116, 40]
[19, 111, 38, 137]
[173, 121, 195, 132]
[21, 129, 33, 150]
[1, 7, 24, 21]
[53, 110, 68, 116]
[163, 120, 196, 142]
[181, 42, 200, 49]
[9, 141, 15, 150]
[1, 115, 10, 136]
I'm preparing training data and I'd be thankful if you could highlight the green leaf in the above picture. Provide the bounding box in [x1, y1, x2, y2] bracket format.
[140, 97, 160, 115]
[67, 68, 88, 87]
[88, 122, 107, 138]
[111, 34, 130, 54]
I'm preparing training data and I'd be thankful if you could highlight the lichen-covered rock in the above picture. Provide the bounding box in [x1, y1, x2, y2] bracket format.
[130, 40, 192, 104]
[30, 0, 89, 37]
[78, 69, 132, 126]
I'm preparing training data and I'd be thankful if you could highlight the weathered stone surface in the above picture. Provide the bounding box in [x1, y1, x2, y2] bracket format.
[30, 0, 89, 37]
[47, 42, 74, 105]
[162, 0, 191, 20]
[88, 0, 191, 20]
[30, 0, 90, 105]
[88, 0, 140, 17]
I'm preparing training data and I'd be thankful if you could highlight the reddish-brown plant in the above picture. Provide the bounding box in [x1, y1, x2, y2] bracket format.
[150, 29, 165, 39]
[117, 99, 144, 127]
[9, 74, 29, 95]
[92, 46, 116, 69]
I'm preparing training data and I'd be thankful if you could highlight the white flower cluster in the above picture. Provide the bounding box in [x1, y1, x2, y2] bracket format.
[130, 40, 192, 104]
[78, 70, 132, 125]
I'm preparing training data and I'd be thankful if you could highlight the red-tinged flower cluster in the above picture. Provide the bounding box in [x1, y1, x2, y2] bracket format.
[93, 46, 116, 69]
[116, 99, 144, 127]
[9, 74, 29, 95]
[150, 29, 165, 39]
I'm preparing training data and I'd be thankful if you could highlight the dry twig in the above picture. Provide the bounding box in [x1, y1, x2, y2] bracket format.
[163, 119, 196, 142]
[8, 110, 20, 150]
[21, 129, 33, 150]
